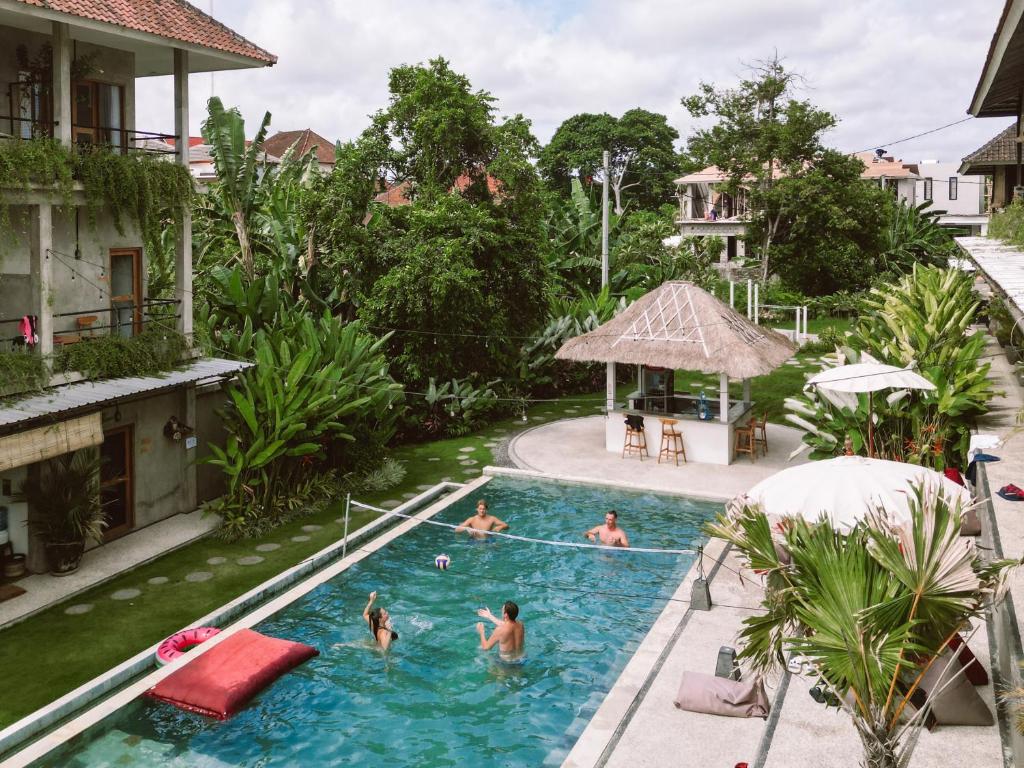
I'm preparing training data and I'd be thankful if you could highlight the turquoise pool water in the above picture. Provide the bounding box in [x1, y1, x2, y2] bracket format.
[34, 477, 720, 767]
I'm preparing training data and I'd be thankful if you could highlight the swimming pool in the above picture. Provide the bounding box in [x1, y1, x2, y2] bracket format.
[30, 476, 720, 767]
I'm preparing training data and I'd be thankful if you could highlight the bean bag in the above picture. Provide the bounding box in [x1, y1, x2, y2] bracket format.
[674, 671, 770, 719]
[146, 628, 318, 719]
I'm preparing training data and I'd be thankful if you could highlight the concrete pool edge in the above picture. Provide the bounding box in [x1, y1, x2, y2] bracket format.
[483, 465, 733, 503]
[560, 534, 729, 768]
[0, 478, 487, 767]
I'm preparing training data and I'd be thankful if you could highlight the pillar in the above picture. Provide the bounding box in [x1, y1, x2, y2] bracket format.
[183, 383, 198, 511]
[719, 373, 729, 424]
[742, 378, 751, 407]
[173, 49, 193, 340]
[52, 22, 72, 146]
[29, 204, 54, 357]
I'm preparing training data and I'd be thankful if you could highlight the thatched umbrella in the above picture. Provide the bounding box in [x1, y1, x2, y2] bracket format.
[556, 281, 796, 422]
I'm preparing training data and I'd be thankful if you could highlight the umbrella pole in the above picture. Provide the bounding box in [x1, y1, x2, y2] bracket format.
[868, 391, 874, 458]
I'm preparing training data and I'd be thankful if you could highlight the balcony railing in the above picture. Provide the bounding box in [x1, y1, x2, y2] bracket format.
[0, 117, 178, 156]
[0, 299, 181, 351]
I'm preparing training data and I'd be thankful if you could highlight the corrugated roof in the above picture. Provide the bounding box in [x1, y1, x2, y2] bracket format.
[0, 357, 251, 430]
[13, 0, 277, 65]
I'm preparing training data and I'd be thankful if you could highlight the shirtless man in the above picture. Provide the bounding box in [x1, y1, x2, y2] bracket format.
[584, 510, 630, 548]
[476, 601, 525, 659]
[455, 499, 509, 539]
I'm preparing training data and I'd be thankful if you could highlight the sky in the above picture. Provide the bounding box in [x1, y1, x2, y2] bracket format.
[136, 0, 1013, 166]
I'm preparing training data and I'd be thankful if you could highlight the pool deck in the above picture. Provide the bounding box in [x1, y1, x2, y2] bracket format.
[508, 408, 1015, 768]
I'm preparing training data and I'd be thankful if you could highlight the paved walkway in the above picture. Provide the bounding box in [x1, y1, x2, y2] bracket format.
[509, 415, 811, 500]
[0, 512, 218, 629]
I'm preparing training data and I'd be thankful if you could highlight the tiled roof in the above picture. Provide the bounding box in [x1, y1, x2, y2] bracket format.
[854, 151, 919, 179]
[961, 123, 1017, 166]
[13, 0, 276, 65]
[264, 129, 336, 165]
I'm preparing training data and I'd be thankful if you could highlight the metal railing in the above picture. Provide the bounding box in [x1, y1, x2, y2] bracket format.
[0, 119, 178, 155]
[0, 299, 181, 349]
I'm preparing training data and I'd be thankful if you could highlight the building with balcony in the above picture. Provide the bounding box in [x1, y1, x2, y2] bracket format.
[674, 166, 751, 264]
[0, 0, 274, 576]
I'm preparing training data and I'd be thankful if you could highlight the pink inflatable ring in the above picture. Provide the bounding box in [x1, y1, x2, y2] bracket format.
[156, 626, 221, 666]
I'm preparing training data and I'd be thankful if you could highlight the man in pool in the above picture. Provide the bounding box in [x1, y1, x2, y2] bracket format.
[584, 510, 630, 548]
[476, 601, 525, 659]
[455, 499, 509, 539]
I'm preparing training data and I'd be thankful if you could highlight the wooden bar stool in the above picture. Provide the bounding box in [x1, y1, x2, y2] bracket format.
[754, 412, 769, 456]
[734, 417, 757, 463]
[658, 418, 686, 465]
[622, 414, 648, 460]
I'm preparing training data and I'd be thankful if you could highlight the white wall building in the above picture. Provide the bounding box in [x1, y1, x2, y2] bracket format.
[914, 160, 988, 235]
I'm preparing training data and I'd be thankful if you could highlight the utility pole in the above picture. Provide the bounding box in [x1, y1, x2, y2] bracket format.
[602, 151, 615, 414]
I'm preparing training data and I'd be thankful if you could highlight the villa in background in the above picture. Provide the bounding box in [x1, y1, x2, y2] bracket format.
[960, 123, 1016, 216]
[676, 151, 986, 264]
[0, 0, 274, 575]
[264, 129, 336, 173]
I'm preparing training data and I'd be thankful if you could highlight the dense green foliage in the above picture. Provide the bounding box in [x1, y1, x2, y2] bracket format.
[52, 326, 188, 380]
[785, 266, 993, 468]
[0, 348, 49, 398]
[0, 138, 191, 250]
[538, 109, 682, 212]
[20, 448, 105, 544]
[709, 487, 1020, 768]
[989, 198, 1024, 247]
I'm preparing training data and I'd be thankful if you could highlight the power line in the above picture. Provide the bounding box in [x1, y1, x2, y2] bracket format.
[851, 117, 976, 155]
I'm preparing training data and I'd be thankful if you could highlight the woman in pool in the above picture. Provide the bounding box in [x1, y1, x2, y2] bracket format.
[363, 591, 398, 650]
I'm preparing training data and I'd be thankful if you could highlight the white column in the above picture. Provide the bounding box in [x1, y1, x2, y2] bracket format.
[746, 279, 752, 319]
[742, 378, 751, 407]
[753, 283, 760, 325]
[183, 384, 198, 510]
[30, 204, 54, 357]
[719, 373, 729, 424]
[729, 280, 735, 308]
[173, 49, 193, 341]
[803, 306, 809, 339]
[52, 22, 72, 146]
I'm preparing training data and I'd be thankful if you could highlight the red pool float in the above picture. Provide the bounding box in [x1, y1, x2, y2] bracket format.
[156, 626, 221, 666]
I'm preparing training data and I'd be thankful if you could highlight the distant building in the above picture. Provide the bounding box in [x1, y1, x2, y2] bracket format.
[916, 160, 988, 235]
[264, 129, 336, 173]
[853, 151, 919, 205]
[959, 123, 1016, 214]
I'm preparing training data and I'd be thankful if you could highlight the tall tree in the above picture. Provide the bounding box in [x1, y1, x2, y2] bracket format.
[682, 56, 836, 280]
[538, 109, 681, 213]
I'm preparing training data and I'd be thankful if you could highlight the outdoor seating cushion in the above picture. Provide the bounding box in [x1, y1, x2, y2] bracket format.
[913, 649, 993, 726]
[960, 508, 982, 537]
[674, 671, 770, 719]
[146, 628, 318, 719]
[949, 634, 989, 686]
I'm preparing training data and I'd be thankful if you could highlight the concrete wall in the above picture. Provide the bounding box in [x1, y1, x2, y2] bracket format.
[915, 162, 985, 216]
[0, 466, 29, 561]
[195, 384, 229, 503]
[100, 388, 191, 531]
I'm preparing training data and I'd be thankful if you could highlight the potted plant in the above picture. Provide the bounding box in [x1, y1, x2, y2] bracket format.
[20, 448, 106, 576]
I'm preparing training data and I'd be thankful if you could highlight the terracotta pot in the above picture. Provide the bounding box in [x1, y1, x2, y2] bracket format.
[2, 554, 25, 579]
[45, 541, 85, 576]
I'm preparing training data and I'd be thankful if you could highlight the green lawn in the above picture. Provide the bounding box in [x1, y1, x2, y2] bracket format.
[0, 355, 816, 729]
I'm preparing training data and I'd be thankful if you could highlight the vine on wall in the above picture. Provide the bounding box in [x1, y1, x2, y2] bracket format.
[52, 327, 188, 380]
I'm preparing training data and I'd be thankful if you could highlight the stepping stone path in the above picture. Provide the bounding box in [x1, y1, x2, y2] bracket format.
[237, 556, 264, 566]
[440, 476, 453, 482]
[256, 543, 281, 553]
[185, 571, 213, 583]
[531, 416, 544, 421]
[206, 557, 227, 566]
[291, 535, 311, 543]
[427, 457, 441, 462]
[335, 517, 347, 524]
[65, 603, 94, 615]
[459, 446, 475, 453]
[484, 442, 498, 448]
[301, 524, 322, 532]
[543, 411, 554, 415]
[459, 459, 479, 466]
[463, 468, 480, 476]
[380, 500, 401, 509]
[416, 484, 434, 491]
[401, 492, 417, 500]
[148, 576, 170, 585]
[111, 588, 141, 601]
[493, 429, 508, 434]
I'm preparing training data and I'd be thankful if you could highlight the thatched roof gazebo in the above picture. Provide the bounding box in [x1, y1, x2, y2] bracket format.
[556, 281, 796, 464]
[556, 281, 795, 379]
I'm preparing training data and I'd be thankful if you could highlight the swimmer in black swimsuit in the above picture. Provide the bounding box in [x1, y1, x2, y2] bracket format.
[363, 591, 398, 650]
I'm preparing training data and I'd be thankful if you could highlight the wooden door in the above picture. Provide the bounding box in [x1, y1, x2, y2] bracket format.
[110, 249, 142, 337]
[72, 80, 97, 146]
[100, 426, 133, 541]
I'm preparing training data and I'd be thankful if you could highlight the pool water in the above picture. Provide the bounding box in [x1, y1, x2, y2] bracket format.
[34, 477, 720, 767]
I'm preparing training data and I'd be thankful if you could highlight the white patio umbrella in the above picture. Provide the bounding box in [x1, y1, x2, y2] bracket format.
[743, 455, 971, 531]
[807, 362, 935, 458]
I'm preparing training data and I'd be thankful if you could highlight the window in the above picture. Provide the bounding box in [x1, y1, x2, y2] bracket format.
[72, 80, 124, 152]
[923, 178, 933, 202]
[110, 248, 142, 337]
[10, 71, 51, 138]
[948, 177, 958, 200]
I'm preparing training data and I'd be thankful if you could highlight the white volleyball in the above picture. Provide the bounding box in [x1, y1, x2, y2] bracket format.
[434, 553, 451, 570]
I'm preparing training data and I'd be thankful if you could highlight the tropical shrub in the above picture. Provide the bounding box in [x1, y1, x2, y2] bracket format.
[204, 313, 403, 539]
[708, 485, 1021, 768]
[988, 198, 1024, 247]
[878, 202, 955, 274]
[785, 266, 994, 468]
[421, 376, 501, 437]
[360, 457, 407, 492]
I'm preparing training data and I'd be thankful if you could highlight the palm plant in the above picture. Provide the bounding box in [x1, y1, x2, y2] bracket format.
[880, 202, 953, 273]
[547, 178, 621, 294]
[201, 96, 273, 280]
[708, 483, 1021, 768]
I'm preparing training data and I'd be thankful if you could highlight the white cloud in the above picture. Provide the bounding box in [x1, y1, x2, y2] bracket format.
[135, 0, 1009, 165]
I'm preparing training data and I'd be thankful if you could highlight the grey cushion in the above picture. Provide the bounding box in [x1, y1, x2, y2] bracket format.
[915, 649, 993, 726]
[674, 671, 770, 718]
[960, 508, 982, 537]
